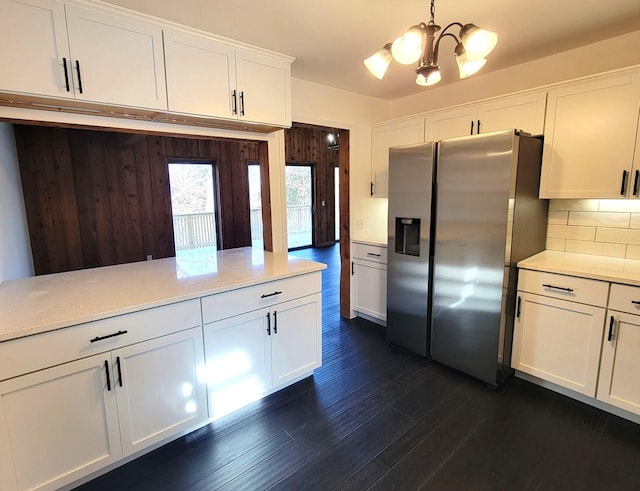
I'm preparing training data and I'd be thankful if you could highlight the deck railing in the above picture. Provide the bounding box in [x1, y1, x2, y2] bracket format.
[175, 206, 312, 250]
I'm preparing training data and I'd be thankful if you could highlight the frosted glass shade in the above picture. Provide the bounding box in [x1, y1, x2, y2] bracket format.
[364, 44, 393, 79]
[460, 24, 497, 62]
[416, 66, 441, 86]
[391, 26, 423, 65]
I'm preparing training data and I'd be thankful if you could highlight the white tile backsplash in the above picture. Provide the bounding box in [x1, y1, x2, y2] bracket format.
[546, 199, 640, 259]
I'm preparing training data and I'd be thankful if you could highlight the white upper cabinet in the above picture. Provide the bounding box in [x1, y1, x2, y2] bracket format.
[0, 0, 71, 99]
[0, 0, 167, 110]
[64, 4, 167, 109]
[539, 72, 640, 199]
[370, 116, 426, 198]
[163, 29, 236, 119]
[424, 91, 546, 142]
[163, 29, 292, 127]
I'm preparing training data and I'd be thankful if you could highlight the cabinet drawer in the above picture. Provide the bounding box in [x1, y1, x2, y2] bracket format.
[352, 242, 387, 264]
[517, 269, 609, 307]
[609, 283, 640, 314]
[202, 272, 321, 323]
[0, 299, 201, 382]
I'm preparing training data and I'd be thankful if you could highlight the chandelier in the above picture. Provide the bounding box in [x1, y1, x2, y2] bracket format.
[364, 0, 498, 86]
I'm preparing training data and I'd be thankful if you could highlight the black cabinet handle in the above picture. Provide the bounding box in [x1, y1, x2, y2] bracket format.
[90, 330, 128, 343]
[231, 90, 237, 114]
[366, 253, 381, 257]
[75, 60, 83, 94]
[239, 91, 245, 116]
[370, 182, 374, 196]
[261, 291, 282, 299]
[116, 356, 123, 387]
[631, 300, 640, 305]
[633, 170, 640, 197]
[621, 170, 629, 196]
[470, 120, 474, 135]
[62, 57, 70, 92]
[516, 296, 521, 319]
[542, 284, 574, 293]
[608, 316, 615, 342]
[477, 119, 481, 134]
[273, 311, 278, 334]
[105, 360, 111, 391]
[351, 261, 355, 275]
[266, 312, 271, 335]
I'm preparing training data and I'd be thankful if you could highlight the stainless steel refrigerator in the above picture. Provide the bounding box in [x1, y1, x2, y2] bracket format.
[386, 130, 547, 386]
[431, 129, 547, 386]
[386, 142, 435, 356]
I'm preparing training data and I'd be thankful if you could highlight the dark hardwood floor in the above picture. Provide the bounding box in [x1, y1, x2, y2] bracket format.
[77, 244, 640, 490]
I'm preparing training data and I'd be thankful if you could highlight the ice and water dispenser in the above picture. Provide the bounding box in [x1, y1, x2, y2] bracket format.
[394, 218, 421, 257]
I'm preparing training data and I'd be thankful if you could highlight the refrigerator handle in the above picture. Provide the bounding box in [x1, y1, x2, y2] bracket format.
[621, 170, 629, 196]
[516, 296, 521, 319]
[470, 120, 474, 135]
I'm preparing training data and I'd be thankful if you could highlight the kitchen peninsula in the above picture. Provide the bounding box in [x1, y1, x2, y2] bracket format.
[0, 247, 325, 491]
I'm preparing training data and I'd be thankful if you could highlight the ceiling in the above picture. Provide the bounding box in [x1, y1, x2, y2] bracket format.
[105, 0, 640, 101]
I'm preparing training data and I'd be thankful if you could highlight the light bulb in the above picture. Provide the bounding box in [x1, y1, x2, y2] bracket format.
[416, 66, 441, 86]
[391, 26, 424, 65]
[460, 24, 497, 62]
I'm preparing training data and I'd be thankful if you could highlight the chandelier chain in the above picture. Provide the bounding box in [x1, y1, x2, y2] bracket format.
[429, 0, 435, 25]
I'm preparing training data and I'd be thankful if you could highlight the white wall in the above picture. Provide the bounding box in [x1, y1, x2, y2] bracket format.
[0, 123, 33, 282]
[390, 29, 640, 119]
[291, 78, 391, 239]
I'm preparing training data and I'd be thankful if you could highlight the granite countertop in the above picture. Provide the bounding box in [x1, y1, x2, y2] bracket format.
[518, 250, 640, 286]
[0, 247, 326, 342]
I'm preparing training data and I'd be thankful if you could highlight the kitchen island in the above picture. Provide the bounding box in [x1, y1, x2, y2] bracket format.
[0, 247, 326, 491]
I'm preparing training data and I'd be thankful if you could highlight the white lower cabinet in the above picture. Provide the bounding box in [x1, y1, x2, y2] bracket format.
[597, 283, 640, 414]
[0, 354, 122, 491]
[0, 302, 206, 491]
[512, 291, 606, 396]
[352, 241, 387, 323]
[204, 293, 321, 420]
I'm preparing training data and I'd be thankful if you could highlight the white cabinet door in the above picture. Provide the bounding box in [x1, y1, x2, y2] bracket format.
[204, 310, 271, 420]
[371, 116, 425, 197]
[65, 4, 167, 109]
[164, 29, 236, 119]
[511, 291, 606, 396]
[477, 91, 547, 135]
[539, 73, 640, 198]
[425, 105, 476, 142]
[597, 311, 640, 415]
[0, 355, 121, 491]
[114, 328, 207, 456]
[270, 294, 322, 388]
[0, 0, 72, 99]
[353, 260, 387, 322]
[236, 49, 291, 126]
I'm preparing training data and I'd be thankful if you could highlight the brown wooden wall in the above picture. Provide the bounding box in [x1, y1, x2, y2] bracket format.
[14, 125, 260, 275]
[284, 125, 340, 248]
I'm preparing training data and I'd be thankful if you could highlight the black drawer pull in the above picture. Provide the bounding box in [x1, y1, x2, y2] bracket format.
[90, 330, 128, 343]
[366, 253, 381, 257]
[261, 291, 282, 299]
[542, 284, 574, 293]
[105, 360, 111, 391]
[631, 300, 640, 305]
[608, 316, 615, 342]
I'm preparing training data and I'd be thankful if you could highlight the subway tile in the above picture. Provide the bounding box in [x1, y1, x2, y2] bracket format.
[547, 224, 596, 241]
[567, 211, 630, 228]
[630, 213, 640, 229]
[565, 240, 626, 258]
[547, 211, 568, 225]
[596, 227, 640, 245]
[549, 199, 599, 212]
[626, 245, 640, 260]
[545, 237, 566, 251]
[598, 200, 640, 212]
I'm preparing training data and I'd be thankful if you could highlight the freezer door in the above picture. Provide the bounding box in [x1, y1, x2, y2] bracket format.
[431, 130, 515, 384]
[386, 143, 435, 356]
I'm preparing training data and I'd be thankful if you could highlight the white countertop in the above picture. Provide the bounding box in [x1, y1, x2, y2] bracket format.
[351, 236, 387, 247]
[0, 247, 326, 342]
[518, 250, 640, 286]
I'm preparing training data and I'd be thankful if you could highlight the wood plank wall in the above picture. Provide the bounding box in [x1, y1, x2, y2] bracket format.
[13, 125, 260, 275]
[284, 125, 340, 248]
